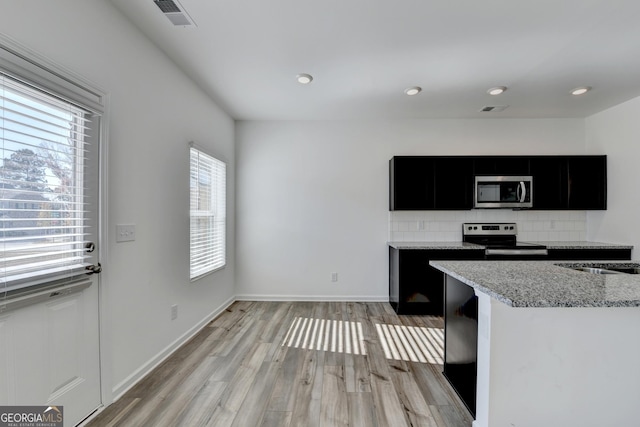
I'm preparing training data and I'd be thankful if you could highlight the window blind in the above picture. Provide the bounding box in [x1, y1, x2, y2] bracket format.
[1, 73, 91, 297]
[189, 145, 226, 280]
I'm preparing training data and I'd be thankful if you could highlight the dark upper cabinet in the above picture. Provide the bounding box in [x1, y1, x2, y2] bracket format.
[390, 155, 606, 211]
[530, 156, 567, 209]
[389, 157, 434, 210]
[390, 156, 472, 210]
[473, 156, 530, 176]
[530, 155, 607, 210]
[566, 156, 607, 210]
[433, 157, 473, 209]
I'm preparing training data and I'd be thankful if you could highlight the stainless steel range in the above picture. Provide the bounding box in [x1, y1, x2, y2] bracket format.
[462, 222, 548, 259]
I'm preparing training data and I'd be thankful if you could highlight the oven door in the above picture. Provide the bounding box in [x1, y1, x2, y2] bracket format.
[484, 248, 548, 260]
[474, 176, 533, 208]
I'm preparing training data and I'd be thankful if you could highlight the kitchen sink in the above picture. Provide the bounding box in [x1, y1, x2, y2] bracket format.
[570, 267, 621, 274]
[604, 267, 640, 274]
[556, 263, 640, 275]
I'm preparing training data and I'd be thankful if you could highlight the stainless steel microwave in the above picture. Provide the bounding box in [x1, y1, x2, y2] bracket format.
[474, 176, 533, 208]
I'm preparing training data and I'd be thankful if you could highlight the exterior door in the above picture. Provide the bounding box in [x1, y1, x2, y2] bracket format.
[1, 60, 103, 426]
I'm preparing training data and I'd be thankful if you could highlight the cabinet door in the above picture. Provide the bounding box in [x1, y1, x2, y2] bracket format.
[547, 248, 630, 260]
[391, 249, 484, 315]
[530, 156, 567, 209]
[567, 156, 607, 210]
[389, 157, 434, 210]
[473, 156, 530, 175]
[433, 157, 473, 209]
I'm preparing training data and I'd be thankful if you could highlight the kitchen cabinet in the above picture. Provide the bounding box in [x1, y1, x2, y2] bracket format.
[530, 155, 607, 210]
[389, 156, 472, 210]
[530, 156, 566, 209]
[389, 247, 484, 315]
[433, 261, 640, 427]
[566, 156, 607, 209]
[390, 155, 607, 211]
[444, 275, 478, 416]
[546, 247, 631, 260]
[390, 246, 630, 316]
[473, 156, 530, 176]
[389, 157, 434, 210]
[434, 157, 473, 209]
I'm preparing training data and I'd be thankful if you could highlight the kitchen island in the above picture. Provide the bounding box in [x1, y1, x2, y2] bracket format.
[429, 260, 640, 427]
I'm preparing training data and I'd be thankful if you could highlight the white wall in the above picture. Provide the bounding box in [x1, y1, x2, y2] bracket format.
[235, 119, 585, 300]
[586, 95, 640, 257]
[0, 1, 235, 398]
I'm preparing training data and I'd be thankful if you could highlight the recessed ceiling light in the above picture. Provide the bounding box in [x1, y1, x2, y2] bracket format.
[404, 86, 422, 96]
[296, 73, 313, 84]
[571, 86, 591, 96]
[487, 86, 507, 96]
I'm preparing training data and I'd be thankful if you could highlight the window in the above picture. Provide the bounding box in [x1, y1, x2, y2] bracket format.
[0, 73, 92, 297]
[189, 144, 226, 280]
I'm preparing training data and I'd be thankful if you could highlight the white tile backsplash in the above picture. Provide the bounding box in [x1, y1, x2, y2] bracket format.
[389, 210, 587, 242]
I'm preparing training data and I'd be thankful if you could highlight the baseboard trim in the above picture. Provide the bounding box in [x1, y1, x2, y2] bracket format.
[235, 294, 389, 302]
[111, 295, 236, 401]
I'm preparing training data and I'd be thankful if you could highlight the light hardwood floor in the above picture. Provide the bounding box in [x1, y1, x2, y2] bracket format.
[86, 301, 473, 427]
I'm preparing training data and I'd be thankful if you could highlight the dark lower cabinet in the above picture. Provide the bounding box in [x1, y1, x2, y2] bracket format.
[443, 275, 478, 417]
[547, 248, 631, 260]
[389, 248, 484, 315]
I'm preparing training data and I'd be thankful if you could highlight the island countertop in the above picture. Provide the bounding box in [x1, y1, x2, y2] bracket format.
[429, 260, 640, 308]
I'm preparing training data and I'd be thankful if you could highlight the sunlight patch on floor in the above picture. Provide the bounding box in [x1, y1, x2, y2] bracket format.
[375, 324, 444, 364]
[281, 317, 367, 355]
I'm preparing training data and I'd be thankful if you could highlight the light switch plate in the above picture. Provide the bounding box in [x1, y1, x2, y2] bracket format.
[116, 224, 136, 242]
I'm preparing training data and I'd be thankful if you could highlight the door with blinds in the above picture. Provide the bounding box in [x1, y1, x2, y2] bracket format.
[1, 46, 103, 426]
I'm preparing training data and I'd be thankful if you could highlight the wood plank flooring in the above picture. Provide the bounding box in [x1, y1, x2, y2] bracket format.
[86, 301, 473, 427]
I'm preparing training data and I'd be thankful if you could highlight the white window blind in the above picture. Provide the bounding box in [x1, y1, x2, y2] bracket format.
[190, 145, 226, 280]
[1, 74, 91, 297]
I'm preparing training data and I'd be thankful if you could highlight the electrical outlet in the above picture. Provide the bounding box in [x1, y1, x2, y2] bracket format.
[331, 272, 338, 282]
[116, 224, 136, 242]
[171, 304, 178, 321]
[417, 221, 425, 230]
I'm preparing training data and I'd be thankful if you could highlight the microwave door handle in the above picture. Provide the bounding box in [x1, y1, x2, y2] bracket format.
[519, 181, 526, 202]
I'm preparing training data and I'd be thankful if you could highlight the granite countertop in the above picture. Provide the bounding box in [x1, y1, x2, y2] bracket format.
[388, 240, 633, 250]
[388, 241, 484, 250]
[430, 260, 640, 308]
[533, 241, 633, 250]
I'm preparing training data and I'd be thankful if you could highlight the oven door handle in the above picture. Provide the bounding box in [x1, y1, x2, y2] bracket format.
[485, 248, 548, 256]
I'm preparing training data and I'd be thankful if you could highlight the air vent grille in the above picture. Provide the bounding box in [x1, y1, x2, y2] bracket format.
[153, 0, 197, 26]
[480, 105, 509, 112]
[154, 0, 180, 13]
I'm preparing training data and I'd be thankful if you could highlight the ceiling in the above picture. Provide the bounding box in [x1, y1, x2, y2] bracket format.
[109, 0, 640, 121]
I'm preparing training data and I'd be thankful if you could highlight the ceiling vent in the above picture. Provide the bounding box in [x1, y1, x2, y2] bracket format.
[479, 105, 509, 112]
[153, 0, 197, 27]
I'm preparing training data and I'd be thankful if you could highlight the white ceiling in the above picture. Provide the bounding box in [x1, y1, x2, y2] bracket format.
[109, 0, 640, 120]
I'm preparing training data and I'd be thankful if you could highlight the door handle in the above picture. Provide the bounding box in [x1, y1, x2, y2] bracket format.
[85, 263, 102, 275]
[519, 181, 526, 202]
